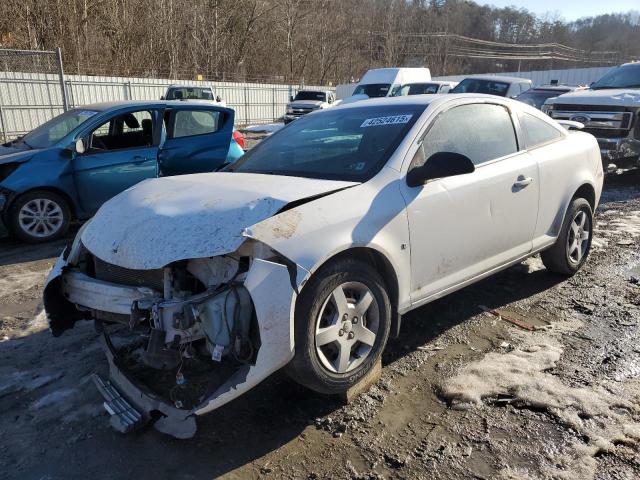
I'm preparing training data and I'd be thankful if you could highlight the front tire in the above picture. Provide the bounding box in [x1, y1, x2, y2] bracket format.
[541, 198, 593, 275]
[8, 190, 71, 243]
[287, 258, 391, 394]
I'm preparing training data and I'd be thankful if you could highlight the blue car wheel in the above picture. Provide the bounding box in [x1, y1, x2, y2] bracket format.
[8, 190, 71, 243]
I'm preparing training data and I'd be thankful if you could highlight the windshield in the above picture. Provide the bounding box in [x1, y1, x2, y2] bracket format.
[227, 104, 425, 182]
[294, 91, 327, 101]
[352, 83, 392, 98]
[166, 87, 214, 100]
[450, 79, 510, 96]
[393, 83, 441, 96]
[515, 89, 569, 109]
[20, 109, 99, 149]
[591, 64, 640, 90]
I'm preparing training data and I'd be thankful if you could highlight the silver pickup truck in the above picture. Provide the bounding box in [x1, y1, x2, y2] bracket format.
[544, 62, 640, 171]
[284, 90, 335, 123]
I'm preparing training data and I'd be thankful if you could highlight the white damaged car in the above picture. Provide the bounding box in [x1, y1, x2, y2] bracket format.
[44, 94, 603, 438]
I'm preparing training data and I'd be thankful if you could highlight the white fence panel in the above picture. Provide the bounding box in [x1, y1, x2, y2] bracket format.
[0, 71, 332, 140]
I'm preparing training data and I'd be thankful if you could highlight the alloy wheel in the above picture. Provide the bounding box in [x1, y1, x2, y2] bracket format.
[314, 281, 380, 374]
[18, 198, 64, 238]
[566, 210, 590, 265]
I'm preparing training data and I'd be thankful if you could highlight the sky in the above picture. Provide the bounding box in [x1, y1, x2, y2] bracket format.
[479, 0, 639, 21]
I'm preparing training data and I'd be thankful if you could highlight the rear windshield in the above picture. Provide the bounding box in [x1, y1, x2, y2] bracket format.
[227, 104, 426, 182]
[450, 79, 510, 96]
[352, 84, 392, 98]
[166, 87, 213, 100]
[294, 91, 327, 101]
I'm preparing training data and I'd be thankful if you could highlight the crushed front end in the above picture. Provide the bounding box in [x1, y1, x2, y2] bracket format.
[44, 234, 298, 439]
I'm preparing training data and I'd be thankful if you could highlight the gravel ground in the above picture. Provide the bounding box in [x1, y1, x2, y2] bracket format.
[0, 170, 638, 480]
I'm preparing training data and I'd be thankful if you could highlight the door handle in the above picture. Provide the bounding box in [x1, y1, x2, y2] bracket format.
[513, 175, 533, 189]
[132, 155, 149, 163]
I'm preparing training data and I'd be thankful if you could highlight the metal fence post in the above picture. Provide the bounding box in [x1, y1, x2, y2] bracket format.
[243, 85, 249, 125]
[55, 47, 69, 111]
[272, 87, 276, 122]
[0, 95, 7, 143]
[66, 80, 75, 108]
[126, 80, 132, 100]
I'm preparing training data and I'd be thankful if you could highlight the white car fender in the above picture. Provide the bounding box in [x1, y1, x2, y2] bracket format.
[194, 258, 296, 416]
[246, 167, 413, 312]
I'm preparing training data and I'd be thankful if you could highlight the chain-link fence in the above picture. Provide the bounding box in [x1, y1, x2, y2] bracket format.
[0, 48, 69, 142]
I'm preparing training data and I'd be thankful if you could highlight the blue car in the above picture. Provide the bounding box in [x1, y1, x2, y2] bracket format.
[0, 101, 244, 242]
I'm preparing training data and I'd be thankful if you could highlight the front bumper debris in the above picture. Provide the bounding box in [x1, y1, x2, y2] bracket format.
[44, 250, 298, 439]
[92, 373, 146, 434]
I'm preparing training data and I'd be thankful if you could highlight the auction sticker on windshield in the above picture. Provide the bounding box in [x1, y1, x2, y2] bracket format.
[361, 115, 413, 128]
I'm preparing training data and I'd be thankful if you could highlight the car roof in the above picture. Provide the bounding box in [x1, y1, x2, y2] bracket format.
[463, 75, 532, 84]
[529, 85, 574, 91]
[332, 93, 518, 111]
[405, 80, 455, 85]
[71, 100, 217, 111]
[166, 84, 212, 89]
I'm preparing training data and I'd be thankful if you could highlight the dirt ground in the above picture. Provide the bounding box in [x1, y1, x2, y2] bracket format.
[1, 170, 639, 480]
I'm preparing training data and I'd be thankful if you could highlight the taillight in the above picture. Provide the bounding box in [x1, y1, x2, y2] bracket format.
[232, 129, 246, 150]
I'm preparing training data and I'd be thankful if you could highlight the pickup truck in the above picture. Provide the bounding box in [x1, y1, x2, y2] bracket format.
[284, 90, 335, 123]
[161, 84, 225, 105]
[544, 62, 640, 171]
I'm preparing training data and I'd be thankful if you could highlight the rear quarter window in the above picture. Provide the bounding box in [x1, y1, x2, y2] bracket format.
[519, 112, 563, 148]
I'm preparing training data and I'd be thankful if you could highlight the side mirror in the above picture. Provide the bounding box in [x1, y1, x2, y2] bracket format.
[406, 152, 474, 187]
[290, 95, 294, 102]
[216, 95, 222, 102]
[74, 138, 85, 155]
[160, 95, 165, 100]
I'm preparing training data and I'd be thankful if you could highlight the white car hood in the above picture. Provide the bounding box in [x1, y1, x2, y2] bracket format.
[81, 172, 357, 270]
[549, 88, 640, 108]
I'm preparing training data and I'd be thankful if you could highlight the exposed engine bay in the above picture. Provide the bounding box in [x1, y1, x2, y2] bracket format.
[45, 235, 298, 438]
[83, 247, 262, 402]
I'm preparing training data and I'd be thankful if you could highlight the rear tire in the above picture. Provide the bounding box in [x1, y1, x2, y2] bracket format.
[8, 190, 71, 243]
[286, 258, 391, 394]
[541, 198, 593, 275]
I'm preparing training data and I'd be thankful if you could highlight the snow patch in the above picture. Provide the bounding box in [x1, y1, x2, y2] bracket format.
[29, 388, 77, 411]
[442, 317, 640, 479]
[241, 123, 284, 134]
[0, 270, 46, 299]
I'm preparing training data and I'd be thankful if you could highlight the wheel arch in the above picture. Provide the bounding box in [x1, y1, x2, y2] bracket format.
[297, 246, 402, 338]
[572, 182, 596, 212]
[7, 186, 77, 220]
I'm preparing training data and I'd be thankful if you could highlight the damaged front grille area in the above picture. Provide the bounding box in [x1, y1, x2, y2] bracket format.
[68, 252, 262, 414]
[93, 256, 164, 292]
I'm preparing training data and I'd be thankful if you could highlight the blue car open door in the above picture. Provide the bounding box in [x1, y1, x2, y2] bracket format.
[158, 105, 235, 177]
[72, 108, 160, 215]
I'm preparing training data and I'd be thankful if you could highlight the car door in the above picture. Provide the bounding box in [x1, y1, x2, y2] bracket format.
[73, 108, 160, 214]
[158, 106, 235, 176]
[400, 101, 539, 303]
